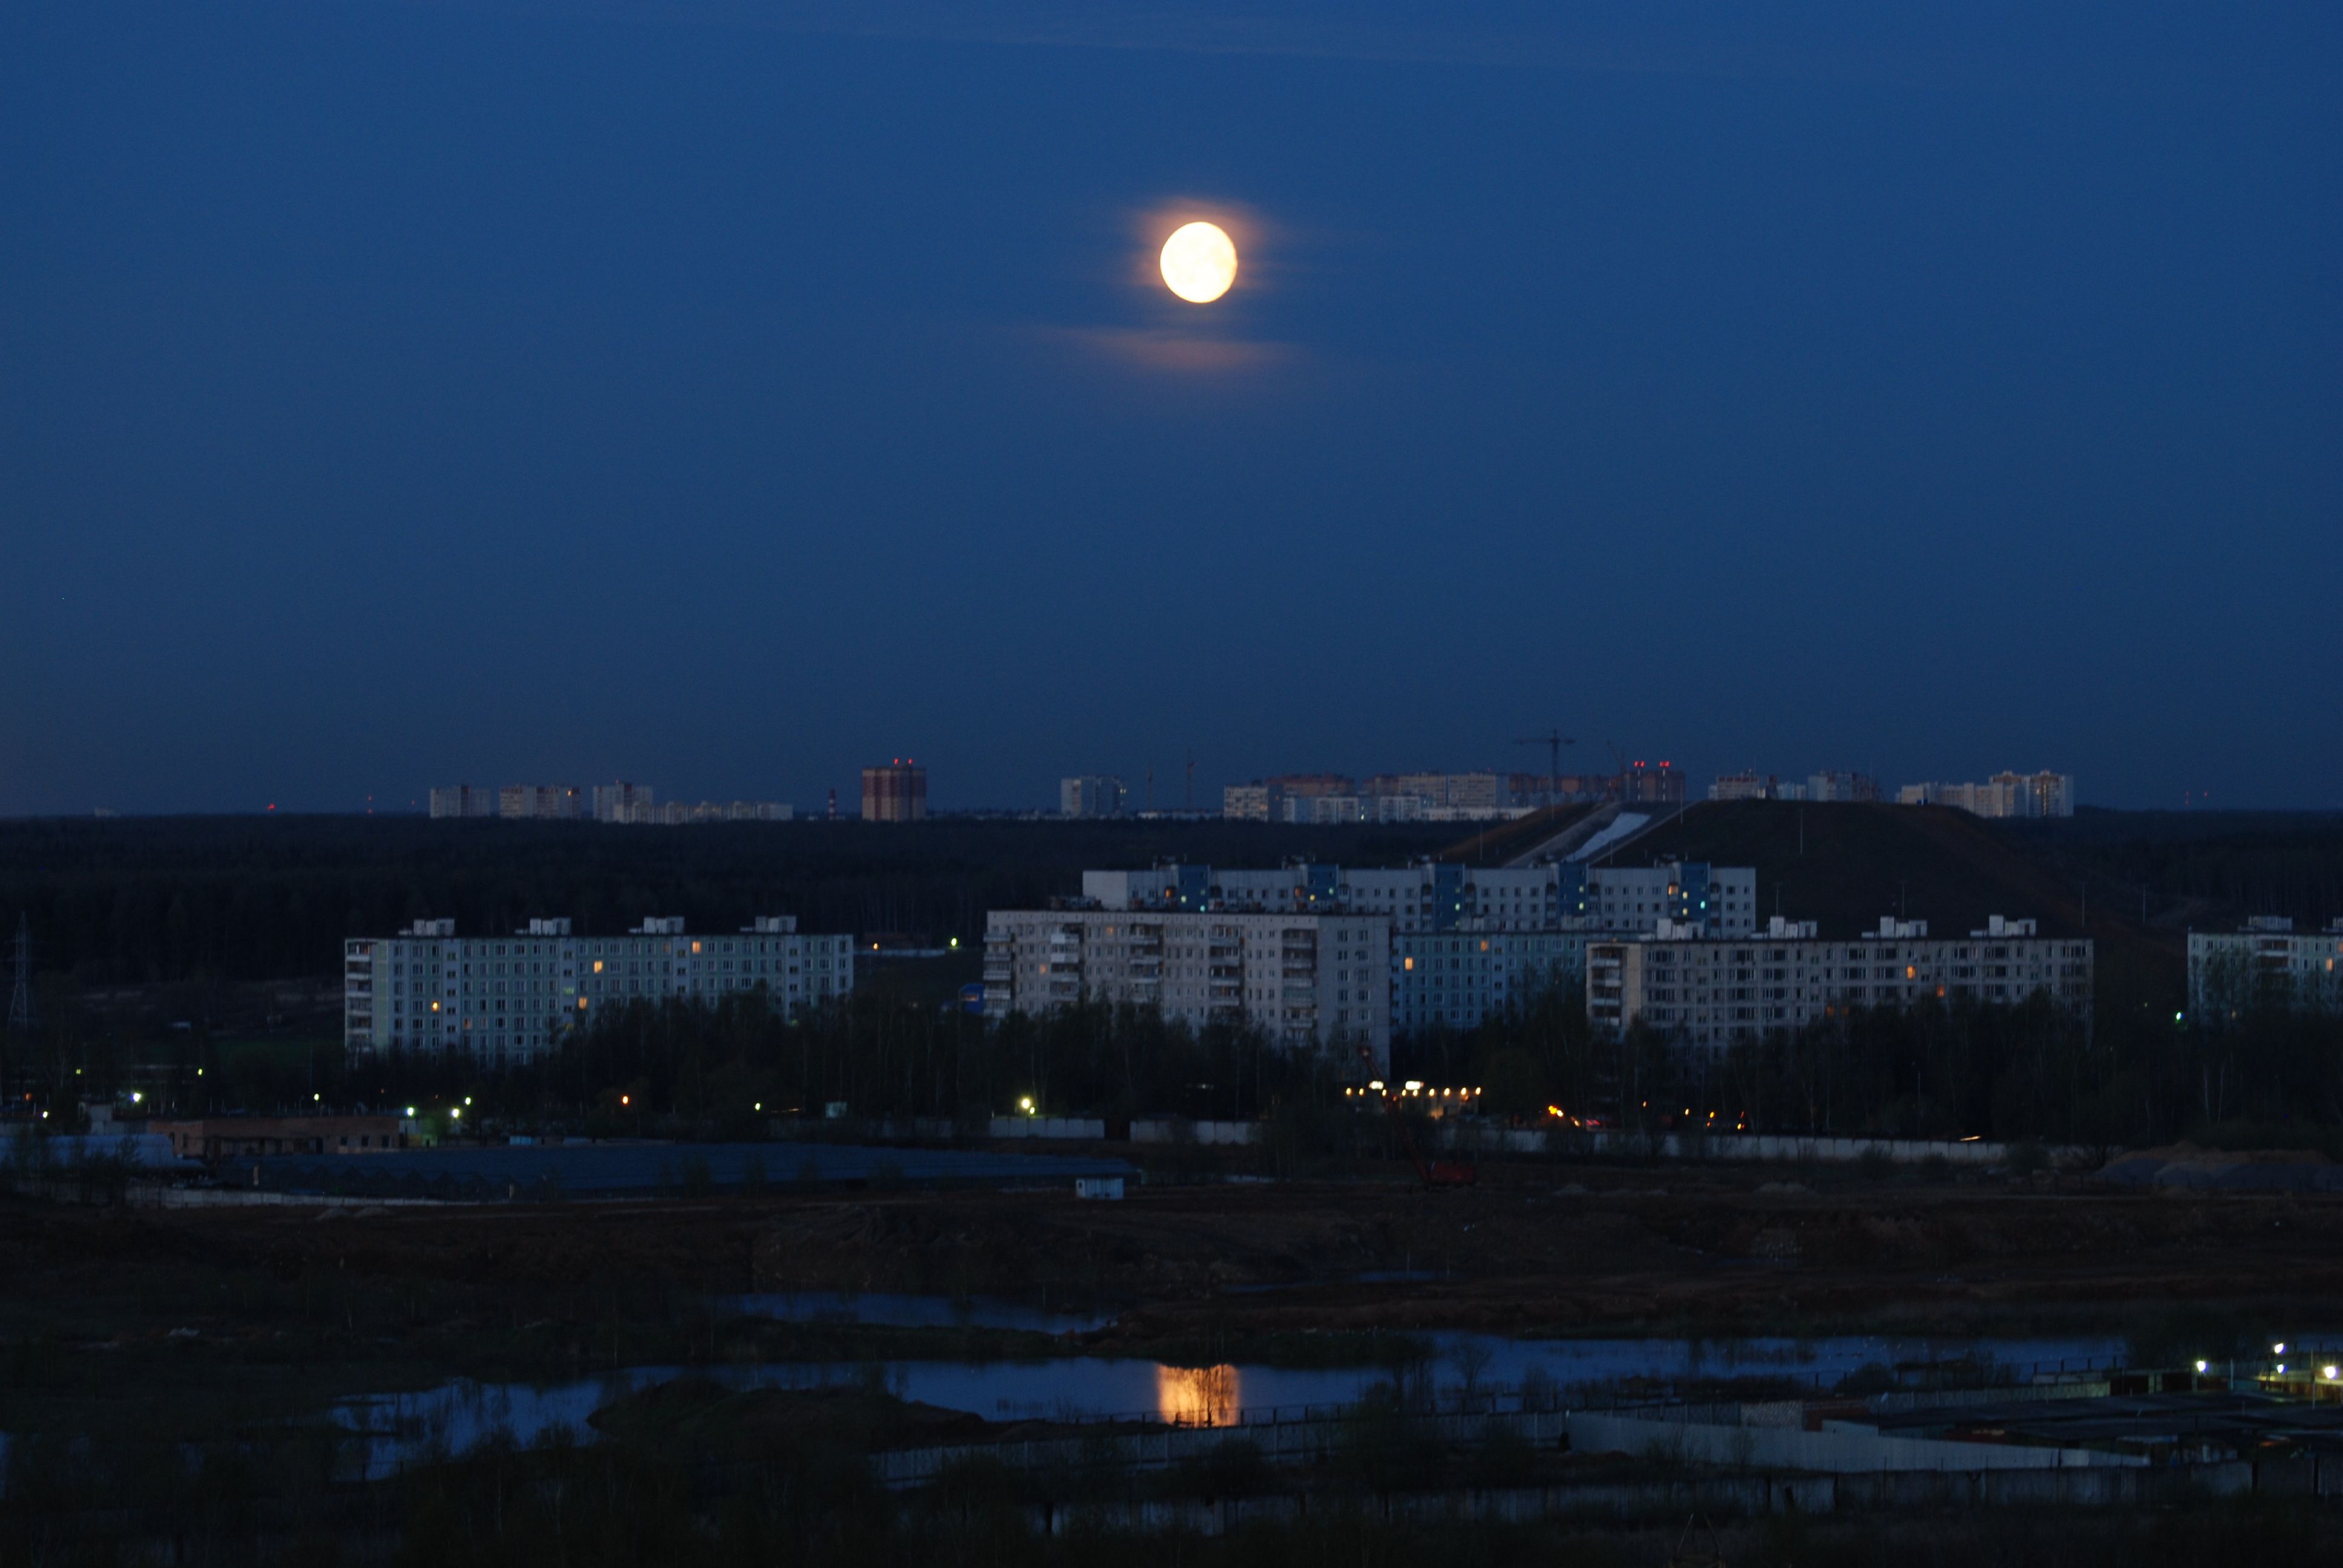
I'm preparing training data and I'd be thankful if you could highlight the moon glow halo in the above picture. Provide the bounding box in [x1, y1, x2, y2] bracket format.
[1159, 221, 1237, 303]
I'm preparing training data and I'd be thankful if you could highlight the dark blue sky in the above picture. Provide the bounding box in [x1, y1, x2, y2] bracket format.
[3, 1, 2337, 814]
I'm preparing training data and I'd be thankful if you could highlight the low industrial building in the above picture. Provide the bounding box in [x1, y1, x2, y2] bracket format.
[149, 1116, 406, 1161]
[343, 915, 855, 1060]
[1588, 915, 2093, 1048]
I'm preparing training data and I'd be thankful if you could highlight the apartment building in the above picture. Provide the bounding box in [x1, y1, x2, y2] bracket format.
[428, 786, 496, 818]
[1079, 860, 1759, 938]
[862, 762, 928, 822]
[592, 782, 654, 822]
[1898, 771, 2074, 818]
[342, 915, 854, 1060]
[981, 907, 1391, 1068]
[1587, 915, 2094, 1048]
[500, 784, 583, 820]
[1710, 771, 1881, 804]
[2187, 917, 2343, 1023]
[1060, 776, 1127, 818]
[1222, 774, 1357, 822]
[998, 859, 1757, 1042]
[1392, 928, 1585, 1033]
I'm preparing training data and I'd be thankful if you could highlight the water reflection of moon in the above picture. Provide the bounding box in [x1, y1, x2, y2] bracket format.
[1156, 1363, 1240, 1426]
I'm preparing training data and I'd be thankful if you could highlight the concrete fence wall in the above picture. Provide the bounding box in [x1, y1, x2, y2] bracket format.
[975, 1117, 2073, 1165]
[877, 1410, 1568, 1488]
[988, 1118, 1262, 1146]
[1449, 1126, 2089, 1167]
[1008, 1461, 2270, 1537]
[989, 1117, 1107, 1140]
[1565, 1411, 2145, 1473]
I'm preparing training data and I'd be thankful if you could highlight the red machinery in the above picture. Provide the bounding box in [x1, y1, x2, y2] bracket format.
[1383, 1091, 1476, 1189]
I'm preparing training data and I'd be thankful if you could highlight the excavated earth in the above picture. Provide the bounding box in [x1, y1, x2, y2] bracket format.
[12, 1161, 2343, 1342]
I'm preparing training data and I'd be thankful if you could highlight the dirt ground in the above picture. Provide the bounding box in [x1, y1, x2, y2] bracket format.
[13, 1159, 2343, 1343]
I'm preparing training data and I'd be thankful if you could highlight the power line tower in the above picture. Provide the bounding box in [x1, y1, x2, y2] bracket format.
[5, 914, 28, 1106]
[5, 914, 29, 1036]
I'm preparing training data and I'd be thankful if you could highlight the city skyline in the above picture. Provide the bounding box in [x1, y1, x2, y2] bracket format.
[11, 749, 2322, 817]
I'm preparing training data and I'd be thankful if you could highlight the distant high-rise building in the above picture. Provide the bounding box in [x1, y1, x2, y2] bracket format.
[1994, 771, 2074, 818]
[1223, 783, 1277, 821]
[499, 785, 583, 820]
[862, 761, 928, 822]
[1805, 771, 1881, 803]
[428, 785, 496, 819]
[1709, 769, 1879, 804]
[1060, 776, 1127, 818]
[1708, 771, 1778, 802]
[592, 782, 654, 823]
[1620, 760, 1686, 806]
[1899, 771, 2073, 819]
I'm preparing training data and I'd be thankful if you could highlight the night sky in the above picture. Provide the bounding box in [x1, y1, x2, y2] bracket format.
[4, 2, 2337, 814]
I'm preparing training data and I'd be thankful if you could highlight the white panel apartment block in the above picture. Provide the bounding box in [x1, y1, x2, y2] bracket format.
[1588, 917, 2092, 1049]
[983, 909, 1391, 1073]
[342, 915, 854, 1060]
[2187, 918, 2343, 1023]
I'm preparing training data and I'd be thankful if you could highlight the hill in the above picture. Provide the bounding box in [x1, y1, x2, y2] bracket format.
[1582, 799, 2184, 1011]
[1998, 809, 2343, 935]
[0, 815, 1461, 988]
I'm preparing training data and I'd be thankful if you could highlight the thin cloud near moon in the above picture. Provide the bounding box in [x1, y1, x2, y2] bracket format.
[1040, 324, 1296, 374]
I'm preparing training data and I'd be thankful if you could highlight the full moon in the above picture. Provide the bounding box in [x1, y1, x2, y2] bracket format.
[1159, 221, 1237, 304]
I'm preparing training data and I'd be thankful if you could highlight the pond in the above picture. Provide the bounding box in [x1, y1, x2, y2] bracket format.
[329, 1328, 2130, 1477]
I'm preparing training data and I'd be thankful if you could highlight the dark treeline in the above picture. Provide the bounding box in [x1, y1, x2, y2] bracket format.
[0, 815, 1456, 989]
[1409, 975, 2343, 1147]
[349, 988, 1364, 1148]
[283, 969, 2343, 1150]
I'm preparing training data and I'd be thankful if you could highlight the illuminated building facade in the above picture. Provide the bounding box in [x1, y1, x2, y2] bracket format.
[2187, 917, 2343, 1024]
[862, 761, 928, 822]
[1588, 915, 2092, 1048]
[981, 907, 1391, 1069]
[343, 915, 854, 1060]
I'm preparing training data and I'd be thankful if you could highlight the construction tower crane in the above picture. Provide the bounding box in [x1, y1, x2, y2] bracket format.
[1512, 728, 1575, 794]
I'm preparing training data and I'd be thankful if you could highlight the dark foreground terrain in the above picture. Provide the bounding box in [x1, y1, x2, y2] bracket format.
[8, 1159, 2343, 1563]
[11, 1161, 2343, 1403]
